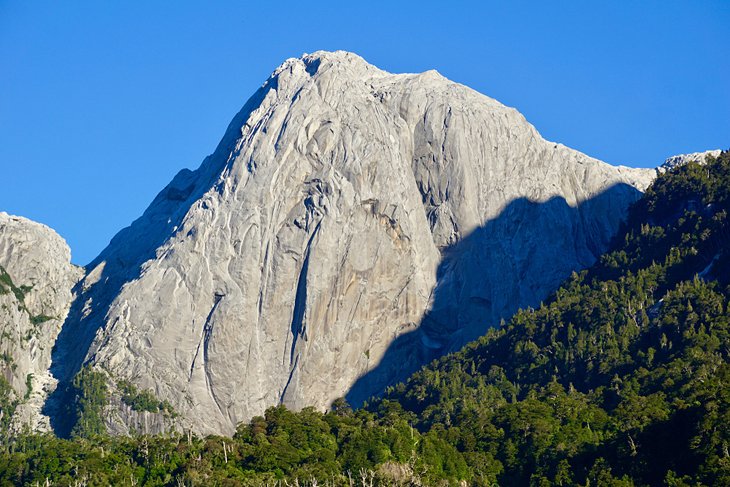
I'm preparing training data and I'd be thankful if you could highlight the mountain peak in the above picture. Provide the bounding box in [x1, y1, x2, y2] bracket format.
[302, 50, 368, 65]
[269, 50, 382, 83]
[46, 52, 654, 435]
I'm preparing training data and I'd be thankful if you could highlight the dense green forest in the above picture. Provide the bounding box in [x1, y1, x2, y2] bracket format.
[0, 151, 728, 486]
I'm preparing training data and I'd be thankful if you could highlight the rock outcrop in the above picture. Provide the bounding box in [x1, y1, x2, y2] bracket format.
[659, 150, 722, 173]
[50, 51, 656, 435]
[0, 213, 82, 431]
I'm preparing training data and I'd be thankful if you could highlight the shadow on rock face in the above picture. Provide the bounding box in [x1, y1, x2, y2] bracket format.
[345, 182, 642, 407]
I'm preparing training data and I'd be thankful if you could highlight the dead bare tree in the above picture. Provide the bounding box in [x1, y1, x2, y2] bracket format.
[358, 468, 374, 487]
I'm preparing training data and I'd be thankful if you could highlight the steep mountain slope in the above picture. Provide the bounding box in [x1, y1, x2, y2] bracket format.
[0, 213, 81, 433]
[51, 51, 654, 435]
[2, 153, 725, 487]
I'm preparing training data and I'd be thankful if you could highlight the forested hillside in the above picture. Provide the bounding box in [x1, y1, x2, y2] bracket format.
[0, 151, 728, 486]
[373, 150, 730, 485]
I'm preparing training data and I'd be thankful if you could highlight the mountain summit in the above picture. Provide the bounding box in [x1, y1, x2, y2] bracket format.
[48, 51, 654, 435]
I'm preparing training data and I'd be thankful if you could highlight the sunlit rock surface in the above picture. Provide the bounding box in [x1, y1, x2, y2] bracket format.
[659, 150, 722, 173]
[0, 213, 82, 431]
[52, 51, 655, 435]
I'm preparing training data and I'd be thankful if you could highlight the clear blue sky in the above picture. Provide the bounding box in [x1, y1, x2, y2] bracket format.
[1, 1, 728, 265]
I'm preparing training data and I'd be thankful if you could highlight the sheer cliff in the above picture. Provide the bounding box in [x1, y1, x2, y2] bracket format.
[0, 213, 82, 432]
[47, 51, 655, 435]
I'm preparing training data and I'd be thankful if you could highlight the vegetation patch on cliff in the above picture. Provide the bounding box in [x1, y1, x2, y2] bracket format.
[118, 380, 177, 418]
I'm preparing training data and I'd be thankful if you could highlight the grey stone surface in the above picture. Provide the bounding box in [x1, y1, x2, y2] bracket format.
[51, 51, 656, 435]
[659, 150, 722, 173]
[0, 212, 82, 431]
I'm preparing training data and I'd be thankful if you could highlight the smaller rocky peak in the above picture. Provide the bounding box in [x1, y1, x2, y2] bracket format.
[417, 68, 445, 79]
[659, 149, 722, 173]
[0, 213, 81, 295]
[0, 212, 82, 433]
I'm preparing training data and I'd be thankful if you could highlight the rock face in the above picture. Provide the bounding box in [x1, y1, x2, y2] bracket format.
[0, 213, 82, 431]
[659, 150, 722, 173]
[51, 51, 656, 435]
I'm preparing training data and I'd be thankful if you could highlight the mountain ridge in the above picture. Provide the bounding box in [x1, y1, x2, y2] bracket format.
[8, 51, 654, 436]
[51, 50, 654, 435]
